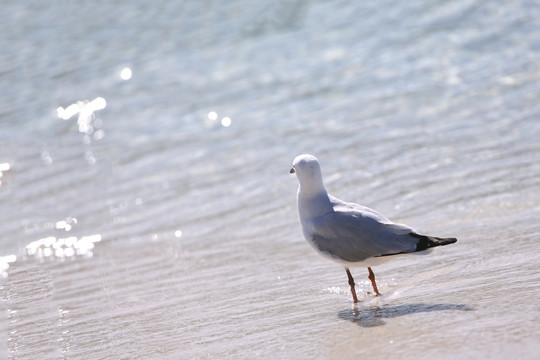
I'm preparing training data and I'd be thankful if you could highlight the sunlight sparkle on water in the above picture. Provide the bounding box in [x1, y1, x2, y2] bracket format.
[55, 217, 77, 232]
[120, 67, 132, 80]
[57, 97, 107, 137]
[221, 117, 232, 127]
[0, 255, 17, 277]
[208, 111, 218, 121]
[41, 150, 52, 165]
[205, 111, 219, 128]
[26, 234, 102, 259]
[0, 163, 10, 186]
[57, 103, 81, 120]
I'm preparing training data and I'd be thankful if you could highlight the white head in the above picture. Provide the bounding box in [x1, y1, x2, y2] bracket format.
[290, 154, 325, 195]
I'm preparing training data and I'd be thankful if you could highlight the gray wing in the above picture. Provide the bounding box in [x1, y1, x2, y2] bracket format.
[307, 206, 419, 263]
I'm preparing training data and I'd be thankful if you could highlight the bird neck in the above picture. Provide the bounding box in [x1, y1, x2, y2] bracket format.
[297, 185, 333, 219]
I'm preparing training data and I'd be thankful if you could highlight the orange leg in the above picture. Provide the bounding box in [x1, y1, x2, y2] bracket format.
[345, 268, 359, 303]
[367, 267, 381, 296]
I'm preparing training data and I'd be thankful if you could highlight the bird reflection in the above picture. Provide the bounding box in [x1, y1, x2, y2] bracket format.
[338, 303, 474, 327]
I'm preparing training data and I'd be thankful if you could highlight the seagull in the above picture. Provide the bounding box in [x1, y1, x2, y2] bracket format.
[290, 154, 457, 303]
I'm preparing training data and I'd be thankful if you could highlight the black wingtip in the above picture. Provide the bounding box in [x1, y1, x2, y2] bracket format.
[410, 233, 457, 252]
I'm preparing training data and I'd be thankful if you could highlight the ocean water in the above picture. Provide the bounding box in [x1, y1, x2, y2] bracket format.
[1, 0, 540, 359]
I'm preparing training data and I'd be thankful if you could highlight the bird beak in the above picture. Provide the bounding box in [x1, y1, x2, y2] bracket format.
[290, 167, 295, 174]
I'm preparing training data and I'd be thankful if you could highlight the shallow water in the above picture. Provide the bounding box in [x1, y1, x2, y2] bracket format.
[1, 0, 540, 359]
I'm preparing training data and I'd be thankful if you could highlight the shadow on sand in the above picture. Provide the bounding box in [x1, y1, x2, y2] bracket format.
[338, 303, 475, 328]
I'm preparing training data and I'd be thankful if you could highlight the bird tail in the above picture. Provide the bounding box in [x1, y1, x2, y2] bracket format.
[410, 233, 457, 252]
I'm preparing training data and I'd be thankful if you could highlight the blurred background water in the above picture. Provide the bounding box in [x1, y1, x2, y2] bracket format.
[1, 0, 539, 359]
